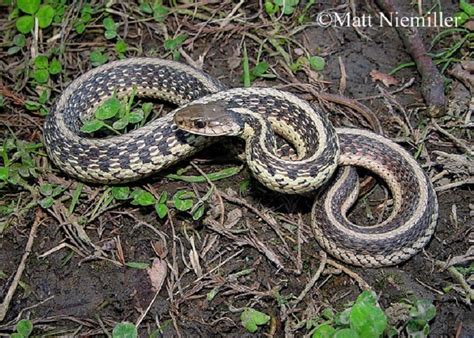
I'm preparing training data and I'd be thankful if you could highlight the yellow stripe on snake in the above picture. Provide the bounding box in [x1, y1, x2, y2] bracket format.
[44, 58, 438, 267]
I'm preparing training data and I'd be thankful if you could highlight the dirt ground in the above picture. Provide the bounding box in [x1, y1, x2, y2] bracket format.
[0, 1, 472, 337]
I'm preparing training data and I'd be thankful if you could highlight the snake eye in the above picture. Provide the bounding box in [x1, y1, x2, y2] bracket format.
[194, 120, 206, 129]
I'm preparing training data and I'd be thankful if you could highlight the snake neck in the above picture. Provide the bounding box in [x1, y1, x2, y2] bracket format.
[240, 112, 277, 153]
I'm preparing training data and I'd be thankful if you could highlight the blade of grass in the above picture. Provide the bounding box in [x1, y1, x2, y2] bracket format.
[389, 62, 416, 75]
[68, 183, 83, 215]
[242, 43, 251, 87]
[166, 166, 243, 183]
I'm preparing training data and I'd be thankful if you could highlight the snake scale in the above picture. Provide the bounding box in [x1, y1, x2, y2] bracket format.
[44, 58, 438, 267]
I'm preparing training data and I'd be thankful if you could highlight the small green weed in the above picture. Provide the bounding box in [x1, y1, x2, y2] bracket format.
[139, 1, 169, 22]
[80, 89, 153, 134]
[455, 262, 474, 277]
[242, 61, 276, 85]
[24, 89, 50, 116]
[290, 55, 325, 72]
[7, 34, 26, 55]
[0, 138, 43, 189]
[31, 55, 62, 84]
[264, 0, 300, 16]
[309, 291, 437, 338]
[241, 43, 275, 87]
[310, 291, 387, 338]
[0, 200, 15, 219]
[240, 308, 271, 333]
[403, 299, 437, 337]
[164, 34, 188, 60]
[50, 0, 67, 24]
[90, 49, 109, 67]
[115, 40, 128, 58]
[109, 186, 208, 221]
[38, 183, 64, 209]
[264, 0, 316, 22]
[154, 191, 168, 219]
[103, 17, 118, 40]
[112, 322, 138, 338]
[14, 0, 55, 34]
[10, 319, 33, 338]
[74, 4, 94, 34]
[111, 186, 131, 201]
[130, 188, 156, 206]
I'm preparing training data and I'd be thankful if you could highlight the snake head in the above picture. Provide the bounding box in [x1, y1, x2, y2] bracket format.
[173, 101, 244, 137]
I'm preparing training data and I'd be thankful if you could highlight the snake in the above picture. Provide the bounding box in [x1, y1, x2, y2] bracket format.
[44, 58, 438, 267]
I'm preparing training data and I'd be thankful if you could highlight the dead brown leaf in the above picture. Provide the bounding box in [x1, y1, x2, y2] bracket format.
[370, 70, 399, 87]
[146, 258, 168, 293]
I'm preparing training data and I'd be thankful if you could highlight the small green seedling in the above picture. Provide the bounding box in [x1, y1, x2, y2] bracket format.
[25, 89, 50, 116]
[31, 55, 62, 84]
[240, 308, 271, 333]
[172, 189, 209, 220]
[115, 40, 128, 58]
[0, 138, 43, 189]
[290, 55, 325, 73]
[241, 44, 277, 86]
[404, 299, 436, 337]
[103, 17, 118, 39]
[311, 290, 387, 338]
[51, 0, 67, 24]
[15, 0, 55, 34]
[112, 322, 138, 338]
[264, 0, 300, 15]
[109, 186, 208, 221]
[455, 262, 474, 277]
[11, 319, 33, 338]
[155, 191, 168, 219]
[90, 49, 109, 67]
[7, 34, 26, 55]
[80, 89, 154, 134]
[139, 1, 169, 22]
[241, 61, 276, 85]
[172, 190, 194, 212]
[74, 4, 93, 34]
[164, 34, 188, 60]
[0, 200, 15, 220]
[297, 0, 316, 23]
[111, 186, 131, 201]
[130, 188, 156, 206]
[38, 183, 65, 209]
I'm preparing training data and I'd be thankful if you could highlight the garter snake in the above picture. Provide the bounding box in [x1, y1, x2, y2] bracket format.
[44, 58, 438, 267]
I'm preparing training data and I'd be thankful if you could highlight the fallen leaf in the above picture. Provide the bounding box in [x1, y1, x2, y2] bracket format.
[225, 208, 243, 229]
[146, 258, 167, 292]
[151, 240, 168, 259]
[369, 70, 399, 87]
[188, 236, 202, 277]
[227, 47, 241, 70]
[293, 48, 304, 56]
[464, 20, 474, 32]
[461, 60, 474, 72]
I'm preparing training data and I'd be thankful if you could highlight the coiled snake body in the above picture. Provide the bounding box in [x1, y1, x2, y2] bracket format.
[44, 58, 438, 267]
